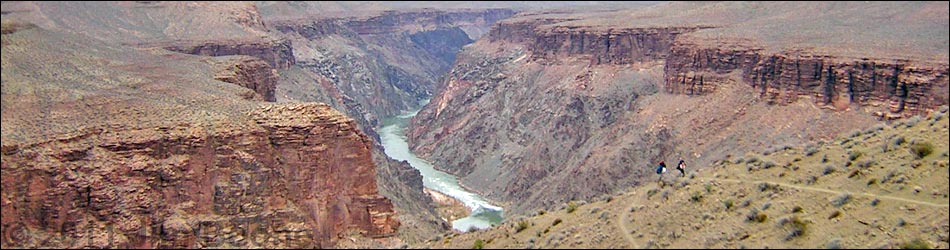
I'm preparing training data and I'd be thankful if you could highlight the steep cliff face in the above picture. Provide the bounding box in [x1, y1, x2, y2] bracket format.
[665, 42, 950, 119]
[212, 55, 279, 102]
[1, 104, 397, 248]
[1, 25, 397, 248]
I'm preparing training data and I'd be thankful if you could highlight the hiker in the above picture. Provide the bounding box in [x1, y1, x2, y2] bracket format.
[656, 161, 667, 182]
[676, 160, 686, 177]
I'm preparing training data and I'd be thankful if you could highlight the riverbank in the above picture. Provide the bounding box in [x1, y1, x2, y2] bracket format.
[424, 188, 471, 225]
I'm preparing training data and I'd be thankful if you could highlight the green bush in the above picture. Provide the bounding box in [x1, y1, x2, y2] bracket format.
[828, 210, 841, 219]
[566, 201, 577, 213]
[723, 199, 734, 210]
[848, 151, 863, 161]
[691, 191, 704, 203]
[783, 216, 808, 241]
[910, 142, 934, 159]
[516, 220, 529, 233]
[746, 209, 767, 223]
[791, 206, 803, 213]
[552, 218, 562, 226]
[473, 239, 484, 249]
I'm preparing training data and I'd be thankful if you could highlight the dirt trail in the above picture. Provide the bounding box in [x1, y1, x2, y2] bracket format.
[614, 176, 948, 248]
[705, 178, 949, 208]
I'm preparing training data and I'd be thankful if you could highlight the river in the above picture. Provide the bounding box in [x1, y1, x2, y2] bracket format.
[378, 107, 504, 232]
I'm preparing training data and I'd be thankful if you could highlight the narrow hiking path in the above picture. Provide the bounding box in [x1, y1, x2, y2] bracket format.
[614, 176, 948, 248]
[704, 177, 949, 208]
[617, 191, 640, 248]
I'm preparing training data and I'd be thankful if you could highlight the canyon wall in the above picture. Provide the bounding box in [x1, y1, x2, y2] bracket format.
[408, 5, 948, 215]
[271, 9, 516, 135]
[161, 38, 296, 70]
[664, 43, 949, 119]
[1, 104, 397, 248]
[211, 55, 279, 102]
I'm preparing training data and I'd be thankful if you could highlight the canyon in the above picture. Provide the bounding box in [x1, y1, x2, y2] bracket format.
[408, 2, 948, 215]
[1, 1, 524, 248]
[2, 1, 948, 249]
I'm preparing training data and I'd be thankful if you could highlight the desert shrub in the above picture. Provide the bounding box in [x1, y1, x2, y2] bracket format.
[849, 129, 863, 138]
[646, 189, 659, 199]
[566, 201, 577, 213]
[473, 239, 484, 249]
[723, 199, 734, 210]
[910, 142, 934, 159]
[848, 151, 863, 161]
[823, 166, 836, 175]
[898, 218, 907, 227]
[552, 218, 562, 226]
[704, 183, 713, 193]
[691, 191, 704, 203]
[746, 209, 767, 223]
[791, 206, 803, 213]
[746, 156, 760, 164]
[821, 155, 829, 163]
[805, 144, 819, 156]
[848, 169, 861, 178]
[900, 238, 931, 249]
[867, 178, 878, 186]
[763, 161, 776, 169]
[740, 199, 752, 208]
[828, 210, 842, 219]
[870, 198, 880, 206]
[832, 193, 852, 207]
[856, 159, 875, 169]
[782, 216, 808, 241]
[516, 220, 529, 233]
[757, 182, 779, 192]
[893, 136, 906, 146]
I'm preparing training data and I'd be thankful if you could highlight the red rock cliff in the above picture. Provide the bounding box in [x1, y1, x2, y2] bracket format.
[212, 55, 279, 102]
[160, 38, 296, 70]
[0, 103, 398, 248]
[664, 42, 950, 119]
[488, 18, 709, 65]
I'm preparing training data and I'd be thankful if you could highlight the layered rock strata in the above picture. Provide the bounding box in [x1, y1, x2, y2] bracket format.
[664, 43, 949, 119]
[211, 55, 279, 102]
[0, 103, 399, 248]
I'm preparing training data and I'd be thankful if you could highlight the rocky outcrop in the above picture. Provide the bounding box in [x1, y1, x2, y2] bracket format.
[212, 56, 279, 102]
[488, 19, 709, 65]
[0, 103, 398, 248]
[664, 43, 950, 119]
[341, 9, 515, 36]
[160, 38, 296, 69]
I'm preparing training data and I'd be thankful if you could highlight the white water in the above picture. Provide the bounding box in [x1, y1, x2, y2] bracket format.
[378, 108, 504, 232]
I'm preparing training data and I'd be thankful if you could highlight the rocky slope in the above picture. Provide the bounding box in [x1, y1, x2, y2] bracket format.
[0, 1, 294, 69]
[421, 108, 949, 248]
[408, 2, 949, 216]
[1, 20, 397, 248]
